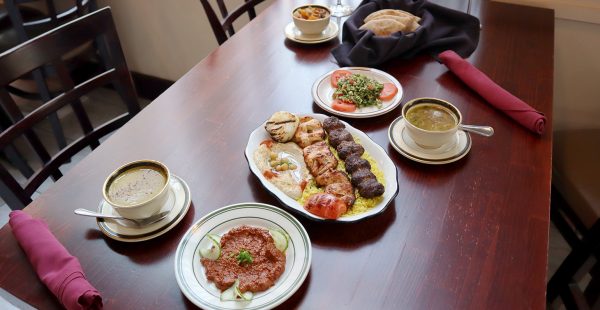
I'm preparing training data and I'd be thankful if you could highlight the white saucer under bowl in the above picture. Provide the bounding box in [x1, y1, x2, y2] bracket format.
[388, 116, 472, 165]
[96, 174, 192, 242]
[284, 21, 339, 44]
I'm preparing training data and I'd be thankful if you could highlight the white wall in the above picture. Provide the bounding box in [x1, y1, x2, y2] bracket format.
[494, 0, 600, 131]
[553, 18, 600, 131]
[97, 0, 274, 81]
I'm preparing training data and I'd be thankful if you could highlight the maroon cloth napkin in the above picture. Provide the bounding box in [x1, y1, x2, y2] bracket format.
[439, 50, 546, 135]
[9, 211, 102, 310]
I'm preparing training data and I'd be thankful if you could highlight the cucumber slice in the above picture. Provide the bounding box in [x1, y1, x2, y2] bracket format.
[220, 280, 253, 301]
[269, 229, 288, 252]
[207, 234, 221, 244]
[220, 281, 238, 301]
[199, 234, 221, 260]
[235, 285, 254, 301]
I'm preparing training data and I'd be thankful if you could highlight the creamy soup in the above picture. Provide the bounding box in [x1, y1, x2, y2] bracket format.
[406, 104, 457, 131]
[107, 166, 167, 206]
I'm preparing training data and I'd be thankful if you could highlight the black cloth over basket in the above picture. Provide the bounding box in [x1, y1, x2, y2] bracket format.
[331, 0, 480, 67]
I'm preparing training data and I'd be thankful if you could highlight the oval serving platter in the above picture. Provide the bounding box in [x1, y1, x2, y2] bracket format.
[174, 202, 311, 310]
[244, 113, 399, 222]
[311, 67, 403, 118]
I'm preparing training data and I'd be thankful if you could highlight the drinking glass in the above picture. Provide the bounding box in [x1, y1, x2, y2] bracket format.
[330, 0, 353, 17]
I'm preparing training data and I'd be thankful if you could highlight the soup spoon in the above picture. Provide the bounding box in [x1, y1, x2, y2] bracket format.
[459, 124, 494, 137]
[74, 208, 171, 226]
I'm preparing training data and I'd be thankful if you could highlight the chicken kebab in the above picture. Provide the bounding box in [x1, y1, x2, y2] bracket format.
[293, 117, 355, 219]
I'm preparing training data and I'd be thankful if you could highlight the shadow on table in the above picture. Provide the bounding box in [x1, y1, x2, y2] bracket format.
[283, 38, 340, 59]
[386, 143, 471, 174]
[274, 270, 311, 308]
[302, 201, 396, 249]
[84, 202, 197, 264]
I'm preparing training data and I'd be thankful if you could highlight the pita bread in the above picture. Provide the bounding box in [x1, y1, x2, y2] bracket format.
[406, 20, 421, 32]
[370, 15, 416, 28]
[364, 9, 417, 23]
[359, 18, 406, 36]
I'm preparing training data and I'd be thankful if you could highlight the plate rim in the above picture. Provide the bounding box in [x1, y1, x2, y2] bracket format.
[96, 174, 192, 242]
[174, 202, 312, 310]
[387, 116, 472, 165]
[283, 21, 339, 44]
[244, 113, 399, 222]
[311, 67, 404, 118]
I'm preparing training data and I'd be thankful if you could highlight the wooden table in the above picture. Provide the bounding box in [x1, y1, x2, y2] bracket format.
[0, 0, 554, 309]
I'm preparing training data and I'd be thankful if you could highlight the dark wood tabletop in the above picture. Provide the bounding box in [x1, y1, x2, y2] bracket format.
[0, 0, 554, 309]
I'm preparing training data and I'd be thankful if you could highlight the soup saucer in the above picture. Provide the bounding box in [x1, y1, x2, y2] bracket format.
[284, 21, 339, 44]
[388, 116, 472, 165]
[96, 174, 191, 242]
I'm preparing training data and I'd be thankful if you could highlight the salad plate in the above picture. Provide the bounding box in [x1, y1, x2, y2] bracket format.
[174, 202, 311, 310]
[311, 67, 403, 118]
[245, 113, 399, 222]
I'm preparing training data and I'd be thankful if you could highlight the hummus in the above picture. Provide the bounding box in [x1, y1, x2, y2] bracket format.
[254, 141, 310, 199]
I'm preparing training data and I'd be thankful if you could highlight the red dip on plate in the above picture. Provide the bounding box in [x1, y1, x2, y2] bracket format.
[201, 225, 286, 292]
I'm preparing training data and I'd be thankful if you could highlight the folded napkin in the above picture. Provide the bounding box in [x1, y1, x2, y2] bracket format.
[439, 50, 546, 135]
[9, 211, 102, 310]
[331, 0, 480, 67]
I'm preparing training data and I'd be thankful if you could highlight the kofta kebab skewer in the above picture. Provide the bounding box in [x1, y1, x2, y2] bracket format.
[323, 117, 385, 198]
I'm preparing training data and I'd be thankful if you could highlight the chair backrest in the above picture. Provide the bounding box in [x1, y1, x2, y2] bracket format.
[199, 0, 266, 45]
[5, 0, 97, 41]
[0, 7, 140, 210]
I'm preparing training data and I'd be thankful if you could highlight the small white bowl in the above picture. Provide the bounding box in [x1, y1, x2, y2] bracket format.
[402, 98, 462, 149]
[292, 4, 331, 35]
[103, 159, 171, 219]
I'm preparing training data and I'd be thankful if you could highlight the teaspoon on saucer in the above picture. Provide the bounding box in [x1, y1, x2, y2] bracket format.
[74, 208, 170, 226]
[459, 124, 494, 137]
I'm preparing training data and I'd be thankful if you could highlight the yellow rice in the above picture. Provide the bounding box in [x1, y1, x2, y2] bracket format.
[298, 138, 385, 217]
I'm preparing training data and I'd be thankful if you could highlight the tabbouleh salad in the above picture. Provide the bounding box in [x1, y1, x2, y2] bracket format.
[333, 74, 384, 108]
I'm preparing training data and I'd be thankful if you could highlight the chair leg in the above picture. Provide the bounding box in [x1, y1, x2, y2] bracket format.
[2, 145, 33, 178]
[0, 180, 27, 210]
[551, 185, 587, 248]
[585, 263, 600, 306]
[564, 283, 590, 310]
[548, 221, 600, 305]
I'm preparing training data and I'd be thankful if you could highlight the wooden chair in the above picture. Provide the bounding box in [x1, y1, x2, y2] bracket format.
[0, 7, 140, 210]
[0, 0, 98, 149]
[547, 129, 600, 308]
[199, 0, 266, 45]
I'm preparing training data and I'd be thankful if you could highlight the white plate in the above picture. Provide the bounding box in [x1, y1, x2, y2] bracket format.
[388, 116, 472, 164]
[311, 67, 403, 118]
[174, 202, 311, 310]
[96, 174, 192, 242]
[284, 21, 339, 44]
[245, 113, 399, 222]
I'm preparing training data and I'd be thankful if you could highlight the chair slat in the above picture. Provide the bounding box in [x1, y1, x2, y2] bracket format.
[0, 69, 116, 148]
[53, 60, 100, 148]
[44, 0, 59, 23]
[0, 88, 53, 164]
